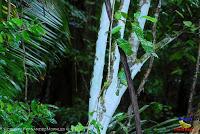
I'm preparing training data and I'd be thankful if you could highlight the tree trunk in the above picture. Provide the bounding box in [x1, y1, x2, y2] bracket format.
[89, 0, 151, 133]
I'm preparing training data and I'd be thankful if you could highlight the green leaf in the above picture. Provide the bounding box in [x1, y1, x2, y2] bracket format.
[134, 12, 141, 19]
[140, 38, 154, 53]
[142, 16, 157, 23]
[185, 54, 196, 63]
[118, 69, 127, 86]
[0, 33, 3, 43]
[190, 25, 198, 32]
[71, 123, 85, 133]
[175, 10, 184, 18]
[49, 118, 57, 124]
[22, 31, 30, 42]
[132, 22, 153, 53]
[132, 22, 144, 37]
[90, 120, 102, 134]
[112, 26, 122, 35]
[117, 39, 133, 56]
[30, 24, 46, 36]
[115, 11, 122, 20]
[36, 25, 46, 35]
[0, 60, 6, 65]
[113, 113, 126, 122]
[121, 12, 128, 19]
[171, 68, 183, 75]
[6, 104, 13, 113]
[11, 18, 23, 27]
[183, 21, 192, 27]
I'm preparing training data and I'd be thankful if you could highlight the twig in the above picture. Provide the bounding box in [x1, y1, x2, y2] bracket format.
[137, 0, 161, 95]
[187, 20, 200, 115]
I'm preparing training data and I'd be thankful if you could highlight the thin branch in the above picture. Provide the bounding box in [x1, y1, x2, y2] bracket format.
[105, 0, 112, 21]
[107, 0, 115, 80]
[137, 0, 161, 95]
[187, 20, 200, 115]
[119, 48, 142, 134]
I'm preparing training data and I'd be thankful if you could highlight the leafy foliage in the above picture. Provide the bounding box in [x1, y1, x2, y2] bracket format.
[108, 102, 178, 134]
[117, 39, 133, 56]
[0, 0, 71, 97]
[0, 17, 46, 97]
[0, 96, 57, 133]
[0, 0, 70, 133]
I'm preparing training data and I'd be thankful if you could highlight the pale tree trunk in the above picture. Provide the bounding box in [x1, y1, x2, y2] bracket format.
[89, 0, 114, 113]
[89, 0, 151, 133]
[130, 0, 151, 62]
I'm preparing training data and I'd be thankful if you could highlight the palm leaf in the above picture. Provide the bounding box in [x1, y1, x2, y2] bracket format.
[0, 0, 70, 97]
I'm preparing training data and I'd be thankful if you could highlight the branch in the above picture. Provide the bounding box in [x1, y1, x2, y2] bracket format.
[107, 0, 115, 81]
[137, 0, 161, 95]
[119, 48, 142, 134]
[105, 0, 112, 21]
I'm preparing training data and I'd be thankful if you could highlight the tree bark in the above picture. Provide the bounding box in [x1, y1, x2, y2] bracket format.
[89, 0, 114, 114]
[89, 0, 151, 133]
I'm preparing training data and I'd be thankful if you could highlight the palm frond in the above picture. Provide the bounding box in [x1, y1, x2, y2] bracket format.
[0, 0, 70, 97]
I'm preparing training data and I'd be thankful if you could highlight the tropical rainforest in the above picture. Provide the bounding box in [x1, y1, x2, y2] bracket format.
[0, 0, 200, 134]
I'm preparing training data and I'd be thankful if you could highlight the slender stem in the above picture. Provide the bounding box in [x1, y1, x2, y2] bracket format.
[187, 20, 200, 115]
[107, 0, 115, 80]
[137, 0, 161, 95]
[119, 48, 142, 134]
[105, 0, 112, 21]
